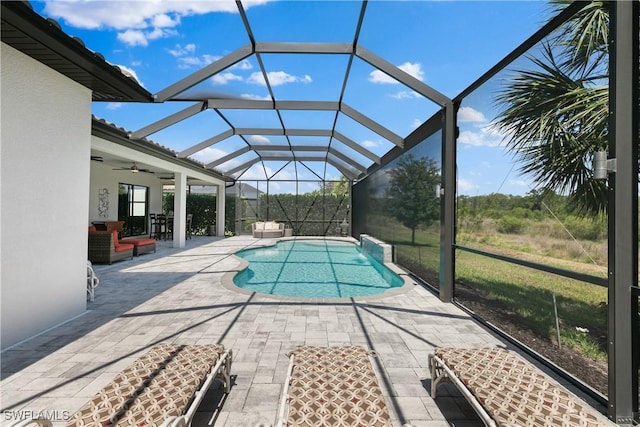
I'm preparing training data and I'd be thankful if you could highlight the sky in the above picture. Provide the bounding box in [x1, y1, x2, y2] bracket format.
[32, 0, 557, 195]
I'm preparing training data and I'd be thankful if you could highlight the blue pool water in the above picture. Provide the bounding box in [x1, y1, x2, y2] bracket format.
[234, 240, 404, 298]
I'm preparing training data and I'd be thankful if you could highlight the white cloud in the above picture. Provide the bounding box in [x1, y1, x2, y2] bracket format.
[106, 102, 122, 110]
[117, 30, 148, 47]
[458, 106, 487, 123]
[247, 71, 313, 87]
[116, 27, 177, 46]
[169, 44, 194, 57]
[190, 146, 229, 165]
[369, 62, 424, 84]
[361, 140, 380, 148]
[211, 72, 243, 85]
[391, 90, 421, 99]
[44, 1, 272, 48]
[176, 54, 219, 69]
[248, 135, 272, 145]
[458, 123, 507, 147]
[241, 93, 272, 100]
[457, 178, 480, 194]
[152, 14, 180, 28]
[231, 60, 253, 71]
[43, 1, 267, 30]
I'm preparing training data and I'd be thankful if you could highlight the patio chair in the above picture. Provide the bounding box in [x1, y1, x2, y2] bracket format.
[186, 213, 193, 240]
[277, 345, 392, 427]
[86, 260, 99, 302]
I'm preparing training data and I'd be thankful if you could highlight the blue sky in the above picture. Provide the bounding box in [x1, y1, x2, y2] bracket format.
[32, 0, 555, 195]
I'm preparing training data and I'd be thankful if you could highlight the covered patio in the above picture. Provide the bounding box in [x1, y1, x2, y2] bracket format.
[0, 236, 607, 426]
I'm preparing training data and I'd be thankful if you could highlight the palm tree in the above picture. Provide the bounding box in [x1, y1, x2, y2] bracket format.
[493, 1, 611, 216]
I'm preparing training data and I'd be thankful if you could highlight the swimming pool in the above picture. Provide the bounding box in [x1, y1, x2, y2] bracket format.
[233, 239, 405, 298]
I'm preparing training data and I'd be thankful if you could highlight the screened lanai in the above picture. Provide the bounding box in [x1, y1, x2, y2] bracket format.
[3, 0, 638, 424]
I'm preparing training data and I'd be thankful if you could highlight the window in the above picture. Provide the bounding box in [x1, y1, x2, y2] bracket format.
[118, 183, 149, 237]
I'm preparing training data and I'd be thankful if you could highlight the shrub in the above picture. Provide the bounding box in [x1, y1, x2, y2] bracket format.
[497, 216, 526, 234]
[562, 216, 606, 241]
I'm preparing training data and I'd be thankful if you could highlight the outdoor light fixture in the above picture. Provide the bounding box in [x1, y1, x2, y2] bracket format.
[130, 163, 139, 173]
[592, 151, 616, 180]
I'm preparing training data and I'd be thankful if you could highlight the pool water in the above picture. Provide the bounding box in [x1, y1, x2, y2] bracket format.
[233, 240, 404, 298]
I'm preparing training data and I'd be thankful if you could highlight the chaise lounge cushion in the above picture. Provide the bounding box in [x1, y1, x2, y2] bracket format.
[282, 346, 392, 426]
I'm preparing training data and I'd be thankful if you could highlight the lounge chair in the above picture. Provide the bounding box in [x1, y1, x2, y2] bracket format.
[277, 345, 392, 427]
[428, 347, 611, 427]
[12, 343, 232, 427]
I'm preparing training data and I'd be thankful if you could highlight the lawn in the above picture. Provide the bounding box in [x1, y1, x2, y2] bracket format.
[365, 215, 608, 362]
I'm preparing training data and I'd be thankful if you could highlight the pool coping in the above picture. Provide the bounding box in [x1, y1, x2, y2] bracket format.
[220, 236, 419, 302]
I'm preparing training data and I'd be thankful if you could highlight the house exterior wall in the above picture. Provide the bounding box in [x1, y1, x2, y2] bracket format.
[1, 43, 92, 349]
[89, 159, 164, 224]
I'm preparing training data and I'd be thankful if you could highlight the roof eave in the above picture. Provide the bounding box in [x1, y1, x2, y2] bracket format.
[1, 1, 154, 102]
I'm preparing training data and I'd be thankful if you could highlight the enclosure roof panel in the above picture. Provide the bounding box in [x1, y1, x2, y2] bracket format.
[26, 0, 557, 182]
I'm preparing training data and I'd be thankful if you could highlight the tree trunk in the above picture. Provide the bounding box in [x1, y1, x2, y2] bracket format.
[411, 227, 416, 244]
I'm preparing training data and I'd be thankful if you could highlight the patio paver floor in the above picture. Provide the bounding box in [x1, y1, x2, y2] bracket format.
[0, 236, 599, 426]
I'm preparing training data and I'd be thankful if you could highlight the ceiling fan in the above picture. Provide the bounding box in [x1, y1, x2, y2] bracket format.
[90, 155, 104, 162]
[112, 162, 154, 174]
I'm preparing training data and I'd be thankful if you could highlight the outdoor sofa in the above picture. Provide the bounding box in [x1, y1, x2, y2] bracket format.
[88, 227, 134, 264]
[252, 221, 285, 238]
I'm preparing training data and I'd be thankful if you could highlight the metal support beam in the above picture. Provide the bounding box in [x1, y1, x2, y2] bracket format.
[276, 100, 339, 110]
[207, 99, 340, 110]
[329, 147, 366, 172]
[209, 99, 274, 109]
[130, 102, 206, 139]
[355, 46, 450, 107]
[333, 131, 381, 164]
[178, 129, 234, 158]
[441, 101, 457, 303]
[234, 128, 332, 137]
[607, 1, 638, 424]
[255, 42, 352, 54]
[154, 45, 253, 102]
[252, 145, 328, 152]
[225, 157, 260, 176]
[341, 103, 403, 147]
[207, 146, 251, 169]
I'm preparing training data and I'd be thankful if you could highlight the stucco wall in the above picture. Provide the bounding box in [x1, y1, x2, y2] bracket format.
[88, 159, 164, 225]
[1, 43, 91, 349]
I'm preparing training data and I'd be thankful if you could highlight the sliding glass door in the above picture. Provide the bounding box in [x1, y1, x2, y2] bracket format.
[118, 183, 149, 237]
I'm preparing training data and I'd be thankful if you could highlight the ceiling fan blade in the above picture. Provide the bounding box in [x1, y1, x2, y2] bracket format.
[91, 156, 104, 162]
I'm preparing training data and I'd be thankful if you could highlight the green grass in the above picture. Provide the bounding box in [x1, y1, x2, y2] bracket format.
[364, 214, 609, 362]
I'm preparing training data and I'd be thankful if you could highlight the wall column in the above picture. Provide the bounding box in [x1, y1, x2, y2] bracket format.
[217, 184, 226, 237]
[173, 172, 187, 248]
